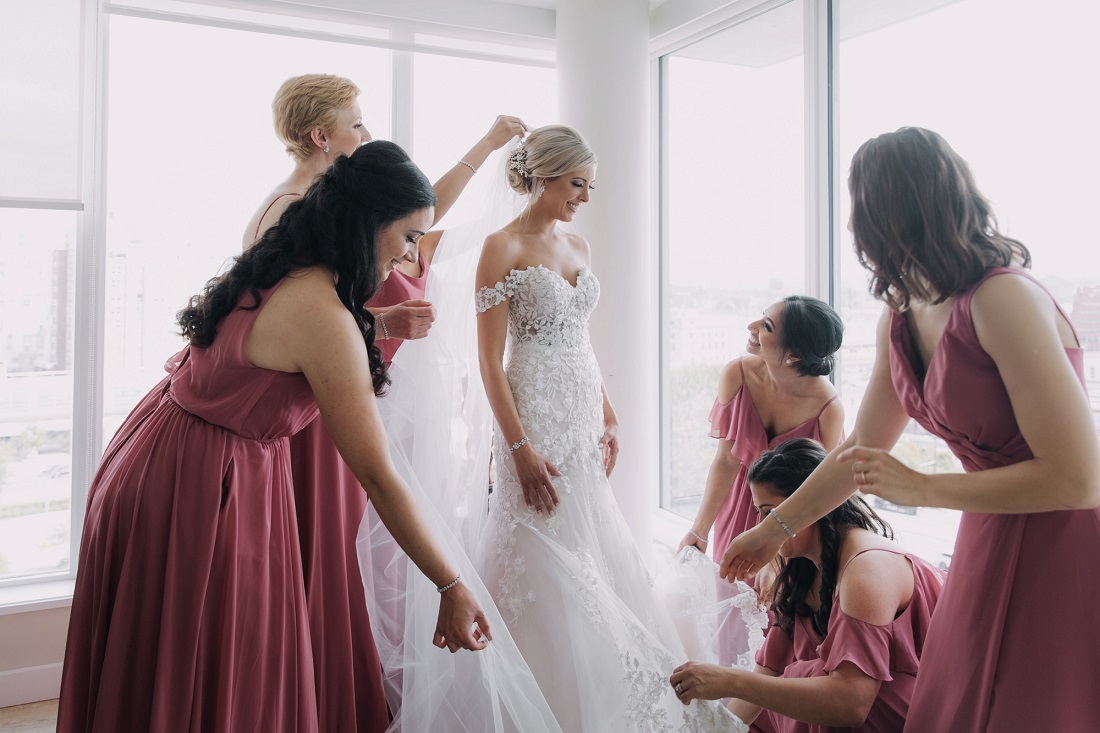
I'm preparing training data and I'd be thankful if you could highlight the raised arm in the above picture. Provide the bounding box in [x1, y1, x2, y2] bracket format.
[722, 309, 910, 582]
[246, 268, 490, 652]
[431, 115, 528, 225]
[678, 359, 746, 553]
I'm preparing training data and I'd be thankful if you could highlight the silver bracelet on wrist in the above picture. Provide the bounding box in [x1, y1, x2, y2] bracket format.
[770, 510, 796, 538]
[378, 311, 390, 340]
[509, 436, 529, 454]
[689, 529, 709, 545]
[458, 159, 478, 173]
[437, 575, 461, 593]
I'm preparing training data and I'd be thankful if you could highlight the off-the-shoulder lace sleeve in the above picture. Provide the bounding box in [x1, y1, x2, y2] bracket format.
[475, 280, 511, 313]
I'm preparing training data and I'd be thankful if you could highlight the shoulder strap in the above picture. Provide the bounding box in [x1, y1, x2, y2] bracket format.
[253, 192, 302, 241]
[840, 546, 906, 574]
[815, 394, 839, 419]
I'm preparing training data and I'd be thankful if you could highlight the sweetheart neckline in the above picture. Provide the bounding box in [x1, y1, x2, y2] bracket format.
[507, 264, 591, 290]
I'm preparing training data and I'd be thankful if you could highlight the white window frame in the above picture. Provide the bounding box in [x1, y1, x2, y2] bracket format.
[0, 0, 553, 609]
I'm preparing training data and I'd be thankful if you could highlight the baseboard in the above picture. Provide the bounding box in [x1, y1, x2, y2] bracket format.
[0, 663, 62, 708]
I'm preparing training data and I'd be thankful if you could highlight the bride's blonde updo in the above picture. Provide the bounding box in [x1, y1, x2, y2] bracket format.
[506, 124, 597, 196]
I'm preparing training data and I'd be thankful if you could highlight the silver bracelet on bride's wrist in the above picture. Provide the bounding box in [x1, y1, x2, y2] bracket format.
[437, 575, 461, 593]
[509, 436, 529, 454]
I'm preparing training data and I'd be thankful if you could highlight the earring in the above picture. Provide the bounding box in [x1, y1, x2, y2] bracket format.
[537, 184, 545, 198]
[785, 358, 792, 365]
[324, 145, 330, 153]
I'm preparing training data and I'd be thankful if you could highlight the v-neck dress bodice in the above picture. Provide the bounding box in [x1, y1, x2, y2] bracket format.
[888, 267, 1100, 733]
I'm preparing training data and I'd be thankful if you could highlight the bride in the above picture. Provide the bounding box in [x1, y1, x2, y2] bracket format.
[474, 125, 751, 732]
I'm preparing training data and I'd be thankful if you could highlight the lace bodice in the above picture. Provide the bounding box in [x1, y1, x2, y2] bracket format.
[476, 265, 603, 469]
[476, 265, 599, 350]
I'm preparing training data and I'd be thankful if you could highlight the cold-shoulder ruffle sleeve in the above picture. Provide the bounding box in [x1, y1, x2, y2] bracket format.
[708, 386, 768, 466]
[817, 611, 896, 682]
[761, 554, 943, 685]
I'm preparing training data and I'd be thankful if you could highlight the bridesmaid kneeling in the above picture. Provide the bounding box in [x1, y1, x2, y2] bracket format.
[671, 438, 943, 733]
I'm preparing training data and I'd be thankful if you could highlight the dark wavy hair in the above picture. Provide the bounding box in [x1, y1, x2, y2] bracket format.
[177, 140, 436, 395]
[780, 296, 843, 377]
[849, 126, 1030, 311]
[749, 437, 893, 638]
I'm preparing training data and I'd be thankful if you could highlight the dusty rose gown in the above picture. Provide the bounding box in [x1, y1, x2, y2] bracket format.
[289, 253, 428, 733]
[58, 281, 321, 732]
[891, 267, 1100, 732]
[709, 359, 839, 557]
[754, 549, 944, 733]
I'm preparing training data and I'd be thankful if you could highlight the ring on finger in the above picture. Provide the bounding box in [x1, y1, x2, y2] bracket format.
[675, 682, 684, 695]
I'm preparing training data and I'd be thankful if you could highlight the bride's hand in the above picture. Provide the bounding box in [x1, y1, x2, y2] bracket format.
[599, 420, 619, 477]
[512, 443, 561, 515]
[719, 523, 783, 584]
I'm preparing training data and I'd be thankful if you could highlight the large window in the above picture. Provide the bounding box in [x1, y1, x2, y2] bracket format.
[834, 0, 1100, 566]
[1, 0, 554, 596]
[412, 43, 556, 227]
[0, 0, 83, 584]
[661, 0, 805, 519]
[660, 0, 1099, 569]
[103, 15, 395, 434]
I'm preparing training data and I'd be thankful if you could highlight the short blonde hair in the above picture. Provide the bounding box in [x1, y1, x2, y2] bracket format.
[272, 74, 360, 162]
[506, 124, 597, 195]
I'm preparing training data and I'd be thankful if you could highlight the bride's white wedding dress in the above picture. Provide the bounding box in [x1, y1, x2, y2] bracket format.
[475, 264, 750, 732]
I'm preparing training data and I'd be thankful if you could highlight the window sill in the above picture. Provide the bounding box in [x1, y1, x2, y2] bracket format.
[0, 580, 75, 616]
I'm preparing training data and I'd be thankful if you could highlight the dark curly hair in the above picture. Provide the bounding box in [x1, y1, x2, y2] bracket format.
[849, 126, 1030, 311]
[779, 295, 843, 377]
[748, 437, 893, 638]
[177, 140, 436, 395]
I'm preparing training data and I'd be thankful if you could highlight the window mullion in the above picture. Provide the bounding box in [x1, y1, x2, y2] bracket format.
[803, 0, 835, 304]
[69, 0, 109, 573]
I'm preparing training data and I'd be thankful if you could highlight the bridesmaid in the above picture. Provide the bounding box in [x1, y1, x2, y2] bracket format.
[242, 73, 525, 732]
[672, 438, 944, 732]
[58, 141, 491, 733]
[678, 295, 845, 563]
[721, 127, 1100, 732]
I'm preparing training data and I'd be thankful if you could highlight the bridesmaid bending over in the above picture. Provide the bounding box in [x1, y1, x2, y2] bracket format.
[672, 438, 944, 732]
[242, 72, 525, 732]
[58, 142, 490, 733]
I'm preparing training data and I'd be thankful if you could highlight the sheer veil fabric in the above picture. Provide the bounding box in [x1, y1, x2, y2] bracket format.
[356, 142, 766, 731]
[356, 146, 562, 732]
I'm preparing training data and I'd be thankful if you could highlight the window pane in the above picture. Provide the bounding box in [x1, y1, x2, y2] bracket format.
[0, 0, 82, 200]
[663, 0, 805, 518]
[836, 0, 1100, 567]
[411, 52, 557, 227]
[103, 15, 393, 440]
[0, 209, 77, 580]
